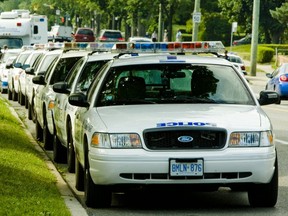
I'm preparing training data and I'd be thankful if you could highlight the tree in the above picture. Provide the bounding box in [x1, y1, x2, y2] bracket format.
[218, 0, 286, 44]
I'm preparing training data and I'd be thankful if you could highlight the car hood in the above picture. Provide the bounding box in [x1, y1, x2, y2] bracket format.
[96, 104, 270, 132]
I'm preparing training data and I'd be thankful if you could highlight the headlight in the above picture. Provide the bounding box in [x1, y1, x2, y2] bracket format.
[91, 133, 142, 149]
[229, 131, 273, 147]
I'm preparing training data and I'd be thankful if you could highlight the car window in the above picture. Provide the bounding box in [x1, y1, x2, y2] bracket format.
[66, 58, 85, 88]
[50, 56, 83, 85]
[271, 68, 280, 78]
[75, 60, 110, 92]
[16, 53, 30, 64]
[78, 29, 93, 35]
[38, 53, 59, 75]
[96, 64, 254, 106]
[103, 31, 122, 38]
[87, 62, 111, 102]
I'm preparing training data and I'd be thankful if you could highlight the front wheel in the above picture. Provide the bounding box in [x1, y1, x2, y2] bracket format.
[28, 102, 32, 120]
[75, 156, 84, 191]
[43, 122, 53, 150]
[53, 133, 67, 163]
[84, 143, 111, 208]
[67, 122, 75, 173]
[35, 116, 43, 141]
[248, 158, 278, 207]
[12, 88, 18, 101]
[8, 88, 12, 100]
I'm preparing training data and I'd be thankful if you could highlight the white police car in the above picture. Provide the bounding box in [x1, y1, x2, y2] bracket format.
[68, 41, 279, 208]
[52, 48, 117, 171]
[33, 43, 90, 150]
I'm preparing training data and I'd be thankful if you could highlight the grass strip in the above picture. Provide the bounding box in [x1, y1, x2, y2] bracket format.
[0, 97, 71, 216]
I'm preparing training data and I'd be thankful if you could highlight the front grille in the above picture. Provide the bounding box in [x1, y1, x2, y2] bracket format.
[143, 128, 227, 150]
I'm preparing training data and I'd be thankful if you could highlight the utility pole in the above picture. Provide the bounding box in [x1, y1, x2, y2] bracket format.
[192, 0, 201, 41]
[250, 0, 260, 76]
[158, 3, 163, 42]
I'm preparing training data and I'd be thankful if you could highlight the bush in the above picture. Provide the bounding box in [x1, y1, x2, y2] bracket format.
[257, 47, 274, 63]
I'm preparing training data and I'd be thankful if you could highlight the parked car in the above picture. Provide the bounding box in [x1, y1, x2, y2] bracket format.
[233, 35, 251, 46]
[52, 52, 117, 171]
[25, 47, 62, 122]
[48, 25, 73, 42]
[98, 29, 124, 42]
[7, 48, 33, 101]
[32, 48, 90, 150]
[128, 36, 152, 42]
[68, 41, 279, 208]
[265, 63, 288, 104]
[219, 53, 247, 76]
[18, 48, 45, 106]
[0, 55, 17, 93]
[73, 28, 95, 42]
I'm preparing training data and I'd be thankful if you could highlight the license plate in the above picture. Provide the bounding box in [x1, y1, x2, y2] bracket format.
[169, 158, 203, 177]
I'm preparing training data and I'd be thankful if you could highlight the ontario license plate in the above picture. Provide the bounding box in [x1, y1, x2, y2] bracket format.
[169, 158, 203, 177]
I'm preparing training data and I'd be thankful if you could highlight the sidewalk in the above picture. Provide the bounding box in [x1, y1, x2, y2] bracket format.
[244, 60, 272, 85]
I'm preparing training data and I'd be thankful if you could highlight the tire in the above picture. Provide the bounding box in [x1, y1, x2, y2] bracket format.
[35, 117, 43, 141]
[19, 92, 25, 105]
[8, 88, 12, 100]
[248, 157, 278, 207]
[84, 155, 112, 208]
[43, 122, 53, 150]
[28, 102, 32, 120]
[53, 133, 67, 163]
[67, 122, 75, 173]
[25, 95, 28, 109]
[12, 88, 18, 101]
[31, 98, 36, 123]
[75, 156, 84, 191]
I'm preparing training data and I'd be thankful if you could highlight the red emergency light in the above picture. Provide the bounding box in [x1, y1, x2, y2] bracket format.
[16, 22, 22, 27]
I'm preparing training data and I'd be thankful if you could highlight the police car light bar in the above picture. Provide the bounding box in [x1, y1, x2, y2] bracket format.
[112, 41, 225, 54]
[63, 42, 89, 50]
[87, 42, 115, 52]
[45, 42, 64, 50]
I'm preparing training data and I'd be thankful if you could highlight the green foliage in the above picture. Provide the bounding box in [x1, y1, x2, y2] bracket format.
[199, 13, 231, 46]
[218, 0, 286, 44]
[270, 2, 288, 25]
[257, 46, 274, 63]
[0, 98, 71, 216]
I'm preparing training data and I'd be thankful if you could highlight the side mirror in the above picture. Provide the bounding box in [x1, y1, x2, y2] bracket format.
[53, 82, 70, 94]
[6, 63, 13, 69]
[68, 92, 89, 107]
[266, 73, 272, 79]
[25, 67, 35, 75]
[32, 75, 45, 85]
[13, 62, 22, 68]
[258, 90, 280, 105]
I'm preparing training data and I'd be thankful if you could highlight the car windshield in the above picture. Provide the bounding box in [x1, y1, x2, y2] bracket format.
[229, 56, 243, 63]
[103, 32, 122, 38]
[97, 64, 254, 106]
[0, 38, 23, 49]
[78, 29, 93, 35]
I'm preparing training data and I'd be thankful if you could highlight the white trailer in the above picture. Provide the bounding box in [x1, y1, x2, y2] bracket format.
[0, 10, 48, 49]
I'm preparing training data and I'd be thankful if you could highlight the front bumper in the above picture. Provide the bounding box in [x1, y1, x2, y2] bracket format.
[88, 147, 276, 186]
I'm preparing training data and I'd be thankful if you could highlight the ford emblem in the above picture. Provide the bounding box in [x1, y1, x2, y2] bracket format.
[178, 136, 193, 143]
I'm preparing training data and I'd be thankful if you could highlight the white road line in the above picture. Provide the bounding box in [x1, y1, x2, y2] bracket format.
[276, 139, 288, 145]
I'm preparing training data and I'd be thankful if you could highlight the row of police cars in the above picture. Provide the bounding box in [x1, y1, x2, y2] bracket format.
[0, 41, 280, 208]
